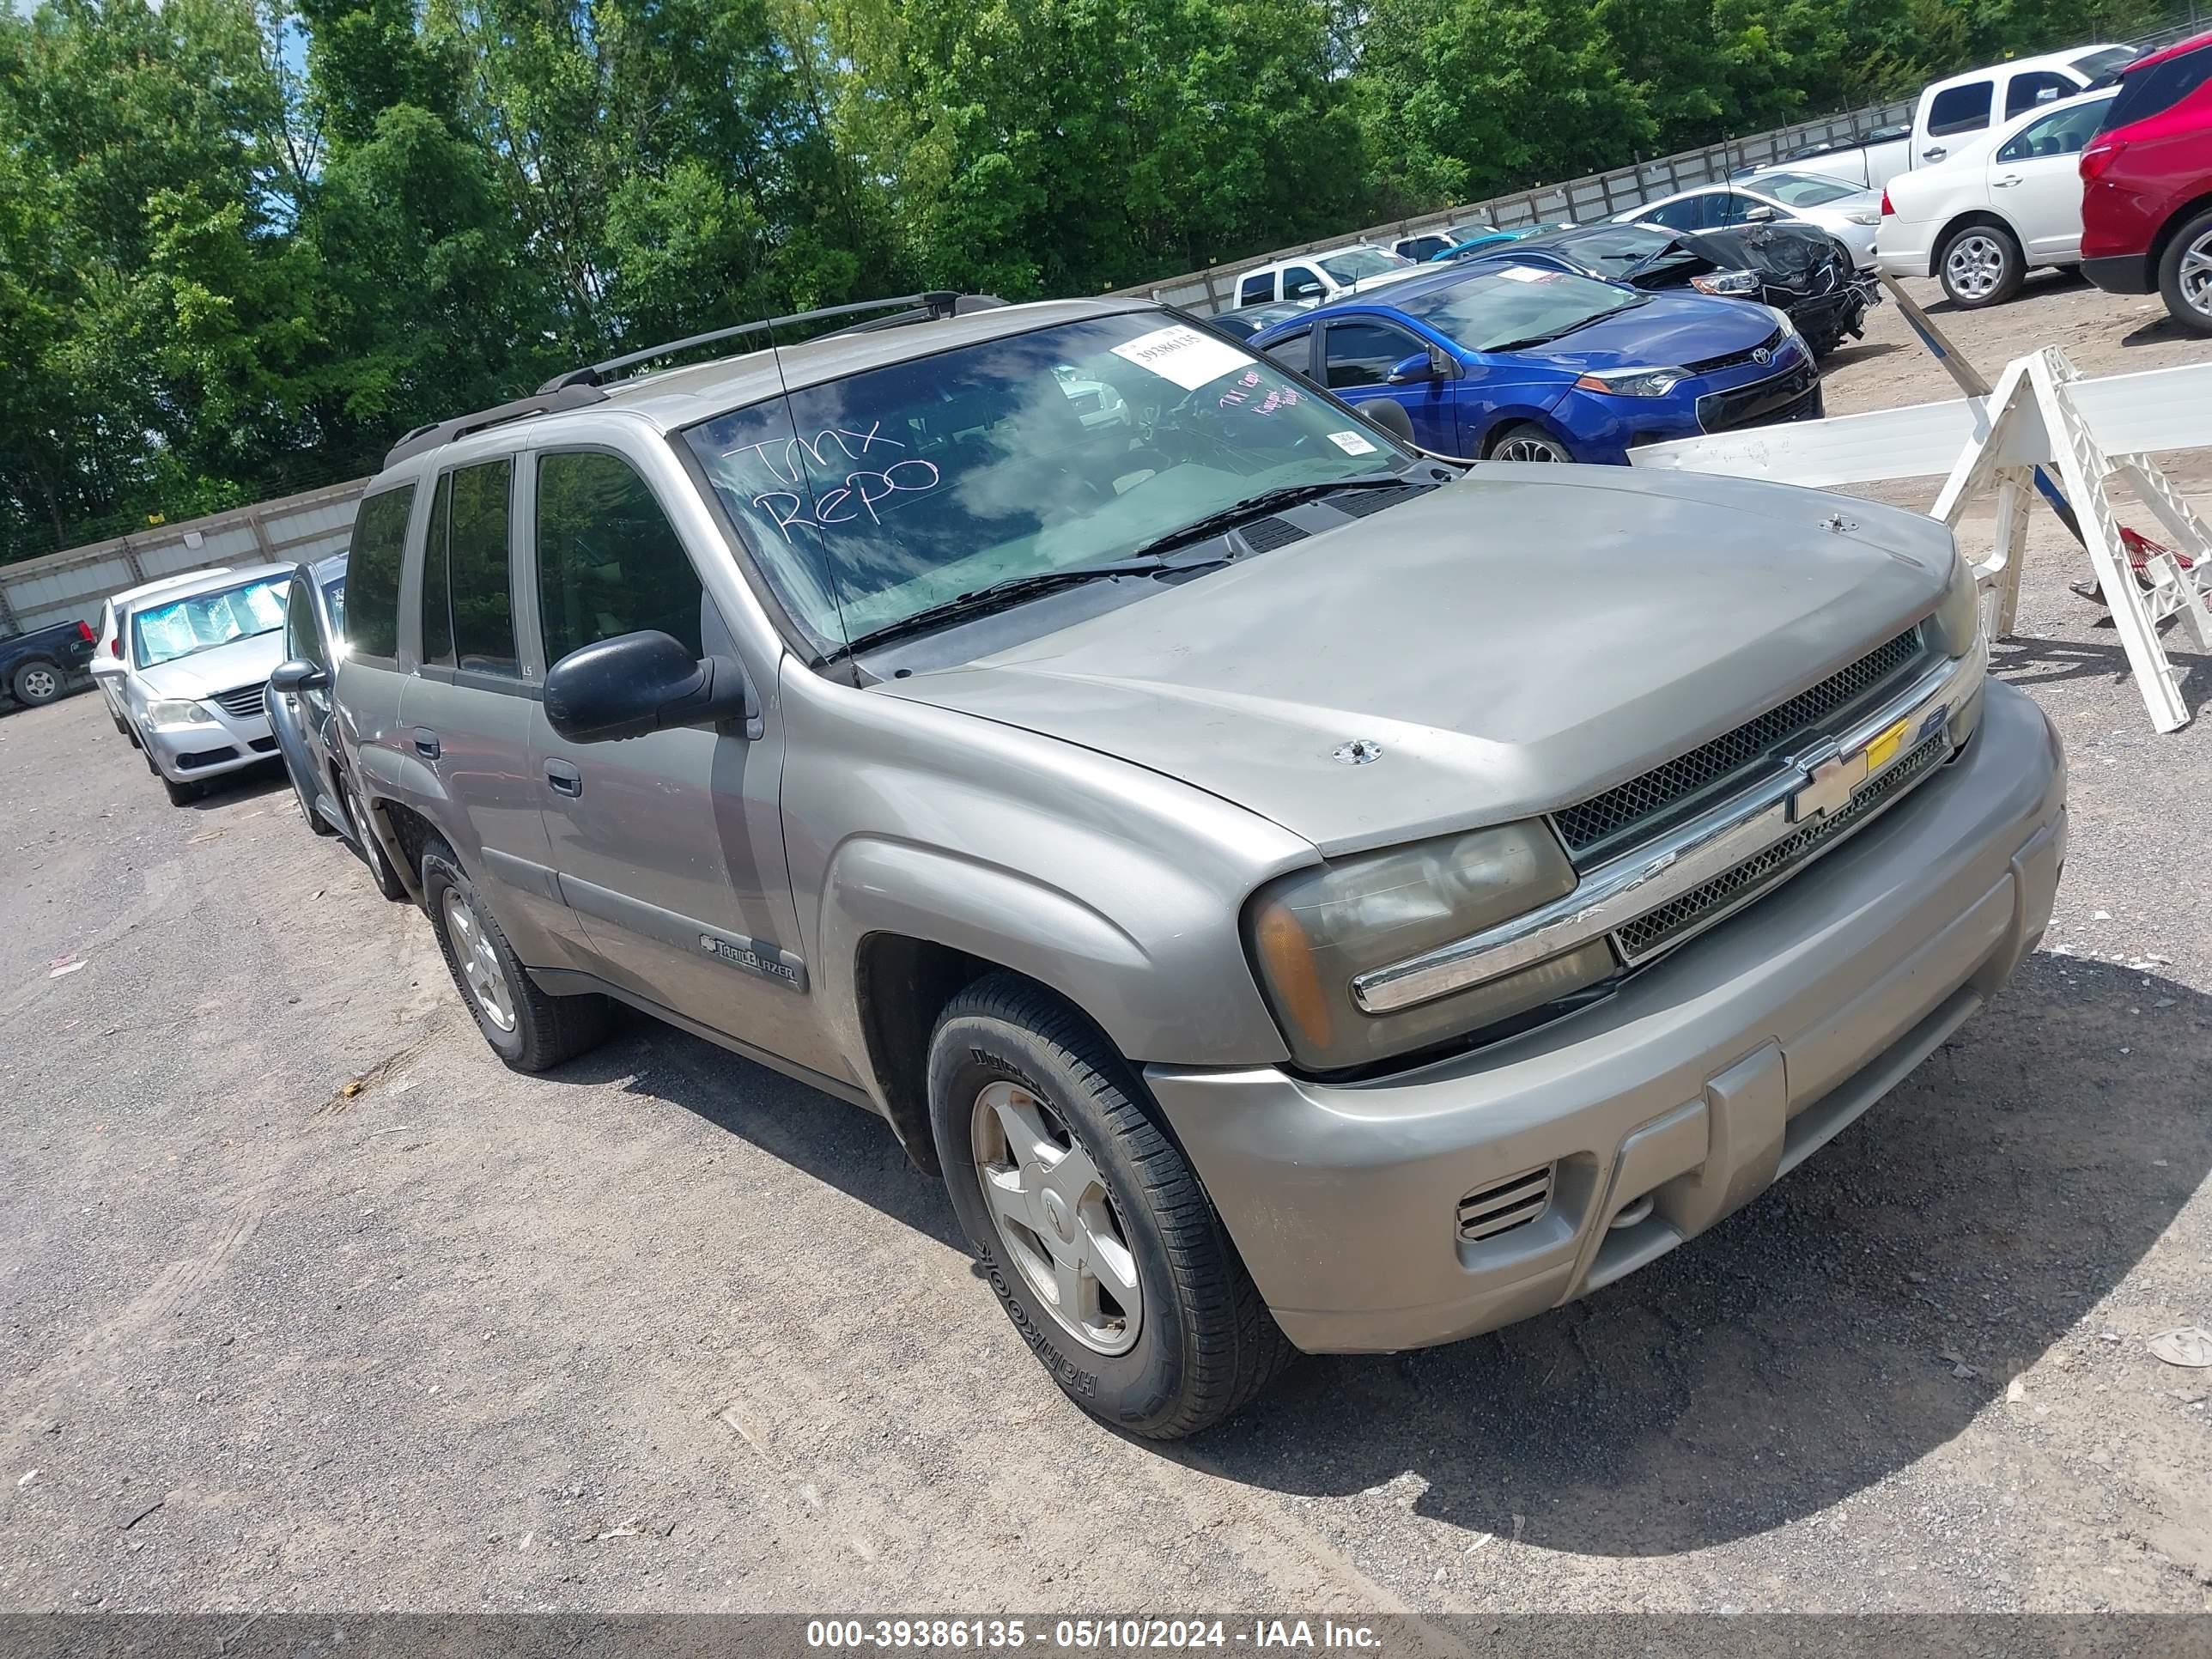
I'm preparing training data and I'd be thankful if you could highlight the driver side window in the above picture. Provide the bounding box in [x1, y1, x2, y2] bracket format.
[1282, 265, 1325, 301]
[535, 452, 708, 666]
[286, 574, 325, 671]
[1643, 194, 1713, 232]
[1323, 320, 1424, 390]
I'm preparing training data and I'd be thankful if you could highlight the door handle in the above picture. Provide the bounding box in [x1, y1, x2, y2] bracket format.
[545, 759, 582, 798]
[1922, 146, 1946, 161]
[412, 727, 441, 759]
[1993, 173, 2022, 187]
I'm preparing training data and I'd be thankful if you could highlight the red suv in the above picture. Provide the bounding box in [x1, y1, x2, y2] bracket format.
[2081, 29, 2212, 332]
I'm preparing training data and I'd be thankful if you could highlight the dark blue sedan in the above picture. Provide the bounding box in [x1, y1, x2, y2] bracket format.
[1246, 261, 1821, 464]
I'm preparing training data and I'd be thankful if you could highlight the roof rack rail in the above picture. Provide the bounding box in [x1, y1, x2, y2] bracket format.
[382, 384, 609, 469]
[537, 291, 992, 394]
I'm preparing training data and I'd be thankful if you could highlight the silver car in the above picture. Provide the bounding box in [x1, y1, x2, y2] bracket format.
[333, 294, 2064, 1439]
[1615, 170, 1886, 268]
[114, 562, 294, 805]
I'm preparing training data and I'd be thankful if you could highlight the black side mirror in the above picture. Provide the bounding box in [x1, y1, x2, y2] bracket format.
[543, 630, 756, 743]
[270, 659, 328, 695]
[1359, 399, 1417, 445]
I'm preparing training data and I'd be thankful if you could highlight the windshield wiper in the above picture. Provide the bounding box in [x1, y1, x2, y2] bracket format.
[1124, 474, 1410, 562]
[829, 556, 1230, 659]
[1486, 296, 1652, 353]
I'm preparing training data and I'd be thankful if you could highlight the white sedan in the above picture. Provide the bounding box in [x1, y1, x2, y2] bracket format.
[1875, 91, 2116, 308]
[1612, 171, 1885, 268]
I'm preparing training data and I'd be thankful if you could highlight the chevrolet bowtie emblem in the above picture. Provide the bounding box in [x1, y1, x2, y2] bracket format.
[1787, 748, 1865, 823]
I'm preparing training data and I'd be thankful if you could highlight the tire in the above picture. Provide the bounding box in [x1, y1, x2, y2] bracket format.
[2156, 207, 2212, 337]
[11, 659, 64, 707]
[421, 836, 610, 1071]
[162, 774, 197, 807]
[1486, 422, 1574, 463]
[928, 972, 1291, 1439]
[287, 751, 339, 836]
[1938, 223, 2023, 308]
[342, 769, 410, 902]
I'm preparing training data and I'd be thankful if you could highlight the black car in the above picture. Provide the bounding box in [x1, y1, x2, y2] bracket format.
[1467, 221, 1878, 358]
[264, 550, 407, 900]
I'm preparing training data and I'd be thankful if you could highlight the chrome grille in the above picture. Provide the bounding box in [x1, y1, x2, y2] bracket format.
[1613, 731, 1948, 961]
[1552, 628, 1924, 864]
[1457, 1165, 1553, 1242]
[210, 683, 266, 720]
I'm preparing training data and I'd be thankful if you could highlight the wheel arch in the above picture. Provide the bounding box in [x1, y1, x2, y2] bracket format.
[2151, 190, 2212, 276]
[1934, 209, 2023, 268]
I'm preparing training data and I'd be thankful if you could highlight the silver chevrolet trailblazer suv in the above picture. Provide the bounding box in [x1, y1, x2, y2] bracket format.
[307, 291, 2066, 1439]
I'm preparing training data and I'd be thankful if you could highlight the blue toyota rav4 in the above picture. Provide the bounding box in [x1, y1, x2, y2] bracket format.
[1247, 259, 1822, 463]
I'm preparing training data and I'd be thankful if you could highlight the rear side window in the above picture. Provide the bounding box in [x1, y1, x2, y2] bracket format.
[2100, 44, 2212, 133]
[1927, 82, 1994, 137]
[448, 461, 519, 675]
[1641, 193, 1716, 231]
[2005, 71, 2076, 118]
[536, 452, 705, 666]
[345, 484, 415, 663]
[420, 473, 455, 666]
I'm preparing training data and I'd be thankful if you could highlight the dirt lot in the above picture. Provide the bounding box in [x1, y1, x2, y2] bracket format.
[3, 273, 2211, 1620]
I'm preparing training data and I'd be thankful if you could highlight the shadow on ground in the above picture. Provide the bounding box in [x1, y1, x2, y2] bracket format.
[1994, 633, 2212, 717]
[533, 949, 2210, 1558]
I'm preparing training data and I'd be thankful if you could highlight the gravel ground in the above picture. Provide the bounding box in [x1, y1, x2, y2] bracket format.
[3, 274, 2211, 1620]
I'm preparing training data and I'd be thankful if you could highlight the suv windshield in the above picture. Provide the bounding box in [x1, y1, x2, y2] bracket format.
[1396, 265, 1645, 351]
[1318, 248, 1409, 283]
[1752, 172, 1861, 208]
[130, 576, 290, 668]
[683, 313, 1411, 650]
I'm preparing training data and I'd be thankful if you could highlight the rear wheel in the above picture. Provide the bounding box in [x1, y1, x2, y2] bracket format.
[928, 972, 1291, 1439]
[1938, 224, 2023, 308]
[11, 659, 63, 707]
[2156, 208, 2212, 336]
[1487, 422, 1574, 463]
[421, 837, 610, 1071]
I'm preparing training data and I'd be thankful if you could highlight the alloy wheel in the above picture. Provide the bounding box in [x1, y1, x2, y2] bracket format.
[2180, 228, 2212, 321]
[1492, 435, 1570, 462]
[441, 887, 517, 1033]
[969, 1079, 1141, 1356]
[1945, 234, 2007, 301]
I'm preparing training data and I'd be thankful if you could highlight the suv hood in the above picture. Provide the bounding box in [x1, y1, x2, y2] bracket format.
[135, 631, 285, 701]
[882, 470, 1954, 854]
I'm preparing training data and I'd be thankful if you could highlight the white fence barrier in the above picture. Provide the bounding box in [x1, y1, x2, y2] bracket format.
[1629, 353, 2212, 732]
[0, 477, 366, 639]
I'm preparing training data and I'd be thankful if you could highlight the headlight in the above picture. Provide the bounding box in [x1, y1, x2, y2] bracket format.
[1926, 545, 1983, 659]
[145, 698, 217, 726]
[1244, 823, 1615, 1073]
[1572, 366, 1688, 398]
[1691, 269, 1762, 296]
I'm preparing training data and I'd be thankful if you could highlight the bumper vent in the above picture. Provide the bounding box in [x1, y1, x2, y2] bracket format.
[211, 684, 267, 720]
[1457, 1164, 1554, 1242]
[1552, 627, 1924, 864]
[1613, 729, 1948, 961]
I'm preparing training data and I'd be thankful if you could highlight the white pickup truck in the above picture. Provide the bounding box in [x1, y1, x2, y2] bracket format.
[1749, 42, 2139, 193]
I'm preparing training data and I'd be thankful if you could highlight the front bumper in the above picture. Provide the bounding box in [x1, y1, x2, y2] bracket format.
[140, 708, 280, 783]
[1146, 678, 2065, 1354]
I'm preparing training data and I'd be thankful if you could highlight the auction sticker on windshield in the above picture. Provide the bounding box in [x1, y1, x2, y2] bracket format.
[1494, 265, 1563, 283]
[1328, 430, 1378, 455]
[1110, 325, 1250, 391]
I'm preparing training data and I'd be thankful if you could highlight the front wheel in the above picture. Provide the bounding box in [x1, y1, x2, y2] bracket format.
[2157, 208, 2212, 337]
[1939, 224, 2023, 308]
[1487, 422, 1574, 463]
[928, 973, 1291, 1439]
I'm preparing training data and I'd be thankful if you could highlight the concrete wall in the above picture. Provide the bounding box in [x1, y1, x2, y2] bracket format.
[0, 478, 367, 639]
